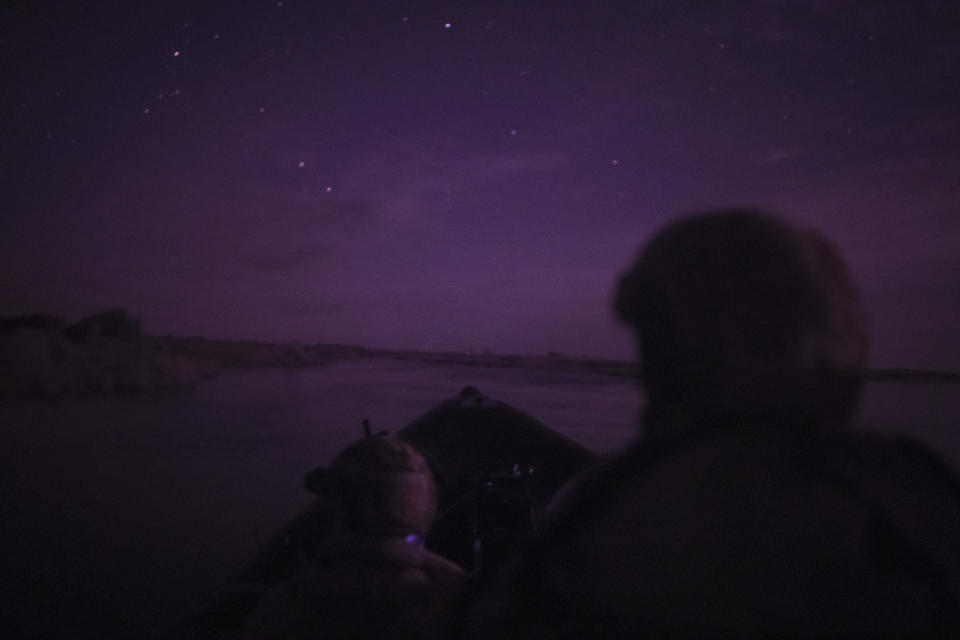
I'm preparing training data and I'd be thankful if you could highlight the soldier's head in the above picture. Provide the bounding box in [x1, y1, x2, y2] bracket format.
[326, 435, 438, 537]
[614, 209, 868, 434]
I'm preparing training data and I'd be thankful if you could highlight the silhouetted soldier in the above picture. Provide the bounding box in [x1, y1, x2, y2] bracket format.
[462, 210, 960, 637]
[245, 435, 466, 640]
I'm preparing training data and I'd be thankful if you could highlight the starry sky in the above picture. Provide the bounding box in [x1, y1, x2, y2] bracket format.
[2, 1, 959, 369]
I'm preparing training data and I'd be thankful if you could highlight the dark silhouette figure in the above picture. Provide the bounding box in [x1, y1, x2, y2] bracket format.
[461, 210, 960, 637]
[615, 210, 868, 436]
[244, 435, 466, 640]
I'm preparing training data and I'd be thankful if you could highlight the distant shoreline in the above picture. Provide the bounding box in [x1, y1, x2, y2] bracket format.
[3, 323, 956, 402]
[147, 335, 960, 384]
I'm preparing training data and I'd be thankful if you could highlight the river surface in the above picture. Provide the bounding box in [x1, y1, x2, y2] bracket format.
[2, 359, 958, 638]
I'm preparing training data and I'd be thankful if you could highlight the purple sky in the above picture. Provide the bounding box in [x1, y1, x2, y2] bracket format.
[2, 1, 958, 369]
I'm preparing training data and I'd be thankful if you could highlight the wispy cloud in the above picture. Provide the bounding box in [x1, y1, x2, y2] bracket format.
[755, 148, 802, 166]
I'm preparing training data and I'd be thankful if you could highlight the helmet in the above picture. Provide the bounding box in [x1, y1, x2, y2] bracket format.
[327, 436, 438, 537]
[614, 209, 868, 430]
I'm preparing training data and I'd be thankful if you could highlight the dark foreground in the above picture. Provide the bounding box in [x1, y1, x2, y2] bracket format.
[2, 360, 957, 638]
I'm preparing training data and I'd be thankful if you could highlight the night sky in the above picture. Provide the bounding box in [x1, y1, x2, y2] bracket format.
[2, 1, 959, 369]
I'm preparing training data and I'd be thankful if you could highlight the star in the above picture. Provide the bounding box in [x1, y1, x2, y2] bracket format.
[298, 161, 305, 168]
[444, 23, 452, 29]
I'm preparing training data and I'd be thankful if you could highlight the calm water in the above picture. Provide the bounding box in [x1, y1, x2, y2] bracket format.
[2, 359, 957, 638]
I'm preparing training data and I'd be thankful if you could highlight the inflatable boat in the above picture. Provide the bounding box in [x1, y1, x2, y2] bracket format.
[175, 385, 596, 638]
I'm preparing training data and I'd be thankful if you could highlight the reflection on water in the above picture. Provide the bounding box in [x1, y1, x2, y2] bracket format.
[1, 359, 957, 638]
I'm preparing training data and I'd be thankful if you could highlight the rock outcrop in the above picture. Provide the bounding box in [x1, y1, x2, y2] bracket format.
[62, 308, 141, 342]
